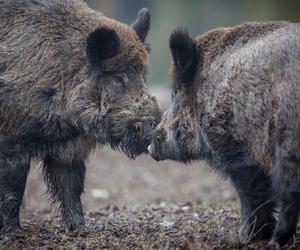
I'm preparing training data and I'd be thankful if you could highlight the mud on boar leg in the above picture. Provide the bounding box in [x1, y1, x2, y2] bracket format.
[43, 157, 86, 231]
[271, 147, 300, 246]
[225, 163, 276, 241]
[0, 158, 30, 235]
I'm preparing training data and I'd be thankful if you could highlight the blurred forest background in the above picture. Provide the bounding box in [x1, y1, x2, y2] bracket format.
[25, 0, 300, 212]
[85, 0, 300, 85]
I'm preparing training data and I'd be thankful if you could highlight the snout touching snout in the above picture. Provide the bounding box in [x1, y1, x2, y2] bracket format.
[109, 116, 160, 159]
[147, 128, 167, 161]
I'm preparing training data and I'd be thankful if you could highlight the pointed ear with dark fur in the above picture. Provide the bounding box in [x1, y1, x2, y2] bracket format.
[86, 27, 120, 69]
[169, 29, 198, 83]
[131, 8, 150, 42]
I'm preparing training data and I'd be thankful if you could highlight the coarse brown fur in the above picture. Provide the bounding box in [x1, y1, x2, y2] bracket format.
[149, 21, 300, 246]
[0, 0, 161, 234]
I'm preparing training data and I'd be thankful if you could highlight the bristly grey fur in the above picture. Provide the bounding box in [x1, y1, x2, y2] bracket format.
[149, 21, 300, 246]
[0, 0, 161, 234]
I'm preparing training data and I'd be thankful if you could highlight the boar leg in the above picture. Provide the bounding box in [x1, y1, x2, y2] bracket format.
[271, 147, 300, 246]
[226, 163, 276, 241]
[43, 157, 86, 231]
[0, 157, 30, 235]
[271, 193, 299, 246]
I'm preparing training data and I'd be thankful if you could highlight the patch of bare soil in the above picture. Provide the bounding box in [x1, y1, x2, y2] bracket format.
[2, 202, 300, 249]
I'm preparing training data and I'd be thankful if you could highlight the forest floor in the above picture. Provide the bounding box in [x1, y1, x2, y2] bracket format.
[2, 202, 300, 249]
[1, 148, 300, 249]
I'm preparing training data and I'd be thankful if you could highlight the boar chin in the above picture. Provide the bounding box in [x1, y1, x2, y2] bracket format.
[120, 132, 150, 159]
[109, 131, 150, 159]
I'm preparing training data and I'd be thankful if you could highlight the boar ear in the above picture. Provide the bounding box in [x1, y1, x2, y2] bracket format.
[131, 8, 150, 42]
[86, 27, 120, 68]
[169, 28, 198, 83]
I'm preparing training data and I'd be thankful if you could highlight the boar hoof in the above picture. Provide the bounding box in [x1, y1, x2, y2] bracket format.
[271, 229, 294, 247]
[240, 216, 276, 242]
[267, 239, 281, 249]
[66, 224, 88, 236]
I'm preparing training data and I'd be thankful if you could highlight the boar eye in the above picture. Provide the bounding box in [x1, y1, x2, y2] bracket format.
[171, 85, 178, 101]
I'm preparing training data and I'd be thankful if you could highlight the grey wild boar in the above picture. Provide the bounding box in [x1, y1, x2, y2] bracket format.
[0, 0, 161, 234]
[148, 22, 300, 246]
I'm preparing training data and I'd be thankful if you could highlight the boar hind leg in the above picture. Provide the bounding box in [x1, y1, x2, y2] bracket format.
[0, 157, 30, 235]
[43, 157, 86, 231]
[271, 147, 300, 246]
[226, 163, 276, 241]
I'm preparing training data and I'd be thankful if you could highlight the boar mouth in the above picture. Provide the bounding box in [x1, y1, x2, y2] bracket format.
[147, 144, 166, 161]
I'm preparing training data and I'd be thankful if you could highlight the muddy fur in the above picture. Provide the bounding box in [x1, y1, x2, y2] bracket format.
[0, 0, 161, 234]
[149, 21, 300, 246]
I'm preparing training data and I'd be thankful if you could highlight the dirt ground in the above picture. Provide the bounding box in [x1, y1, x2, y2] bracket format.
[1, 87, 300, 249]
[3, 201, 300, 250]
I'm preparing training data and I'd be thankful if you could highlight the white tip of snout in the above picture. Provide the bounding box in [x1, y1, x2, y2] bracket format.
[147, 144, 153, 154]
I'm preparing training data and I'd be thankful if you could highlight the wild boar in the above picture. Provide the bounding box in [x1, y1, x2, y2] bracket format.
[148, 22, 300, 246]
[0, 0, 161, 234]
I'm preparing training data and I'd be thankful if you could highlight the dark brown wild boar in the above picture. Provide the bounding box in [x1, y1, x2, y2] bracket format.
[148, 22, 300, 246]
[0, 0, 161, 234]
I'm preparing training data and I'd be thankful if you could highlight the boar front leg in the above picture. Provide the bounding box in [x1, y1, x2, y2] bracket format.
[0, 156, 30, 235]
[224, 163, 276, 241]
[270, 146, 300, 246]
[43, 157, 86, 231]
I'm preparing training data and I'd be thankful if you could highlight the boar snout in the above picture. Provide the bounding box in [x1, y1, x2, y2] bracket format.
[148, 128, 167, 161]
[152, 128, 166, 144]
